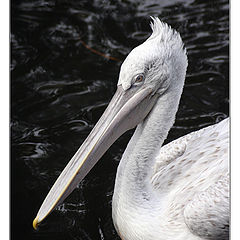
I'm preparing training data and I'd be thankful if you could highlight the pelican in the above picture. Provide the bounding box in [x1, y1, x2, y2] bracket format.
[33, 17, 229, 240]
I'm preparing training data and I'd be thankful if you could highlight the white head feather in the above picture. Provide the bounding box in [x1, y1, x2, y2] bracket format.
[118, 17, 187, 94]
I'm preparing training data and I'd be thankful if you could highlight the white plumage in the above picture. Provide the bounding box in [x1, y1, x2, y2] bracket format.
[112, 115, 229, 240]
[112, 18, 229, 240]
[153, 118, 229, 239]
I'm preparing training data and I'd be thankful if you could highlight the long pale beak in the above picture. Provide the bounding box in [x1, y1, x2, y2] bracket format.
[33, 84, 158, 229]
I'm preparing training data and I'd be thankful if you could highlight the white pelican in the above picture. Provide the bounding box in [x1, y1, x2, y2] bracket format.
[33, 17, 229, 240]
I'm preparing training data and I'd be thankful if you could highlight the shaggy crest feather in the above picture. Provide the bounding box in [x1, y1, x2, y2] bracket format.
[149, 17, 185, 53]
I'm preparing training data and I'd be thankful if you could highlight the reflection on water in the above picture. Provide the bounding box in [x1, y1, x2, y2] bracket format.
[11, 0, 229, 239]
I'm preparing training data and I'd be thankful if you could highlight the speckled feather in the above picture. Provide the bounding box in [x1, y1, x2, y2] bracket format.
[152, 118, 229, 239]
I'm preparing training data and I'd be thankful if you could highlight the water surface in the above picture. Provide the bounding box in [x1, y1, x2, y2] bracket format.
[11, 0, 229, 239]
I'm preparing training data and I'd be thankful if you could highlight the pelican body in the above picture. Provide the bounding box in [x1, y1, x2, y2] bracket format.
[33, 17, 229, 240]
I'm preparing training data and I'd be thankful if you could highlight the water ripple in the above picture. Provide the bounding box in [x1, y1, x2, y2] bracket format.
[11, 0, 229, 239]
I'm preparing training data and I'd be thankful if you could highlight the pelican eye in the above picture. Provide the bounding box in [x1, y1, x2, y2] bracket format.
[134, 74, 145, 84]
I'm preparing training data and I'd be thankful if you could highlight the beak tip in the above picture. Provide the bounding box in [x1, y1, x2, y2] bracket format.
[33, 216, 39, 230]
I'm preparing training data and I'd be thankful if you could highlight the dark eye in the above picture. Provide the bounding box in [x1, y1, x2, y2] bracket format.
[135, 74, 144, 83]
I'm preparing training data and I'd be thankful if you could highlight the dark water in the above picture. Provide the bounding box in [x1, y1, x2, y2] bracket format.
[11, 0, 229, 239]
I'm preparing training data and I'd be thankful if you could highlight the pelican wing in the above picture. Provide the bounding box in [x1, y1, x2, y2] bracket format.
[151, 118, 229, 189]
[150, 118, 229, 238]
[183, 174, 229, 239]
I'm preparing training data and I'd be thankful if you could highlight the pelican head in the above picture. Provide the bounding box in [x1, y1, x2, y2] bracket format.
[33, 17, 187, 229]
[119, 17, 187, 94]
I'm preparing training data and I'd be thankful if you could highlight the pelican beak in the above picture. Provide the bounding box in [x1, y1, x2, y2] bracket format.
[33, 84, 158, 229]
